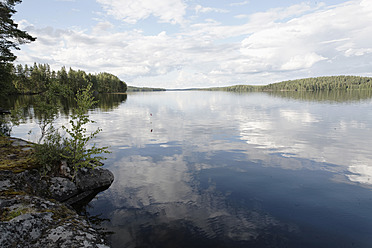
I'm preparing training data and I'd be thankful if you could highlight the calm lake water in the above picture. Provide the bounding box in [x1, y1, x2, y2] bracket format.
[11, 90, 372, 248]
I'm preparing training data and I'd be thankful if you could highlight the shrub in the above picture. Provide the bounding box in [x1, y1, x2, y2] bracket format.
[33, 83, 110, 179]
[62, 83, 110, 180]
[33, 126, 66, 176]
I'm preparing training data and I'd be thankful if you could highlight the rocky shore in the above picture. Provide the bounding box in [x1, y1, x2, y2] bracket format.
[0, 137, 114, 248]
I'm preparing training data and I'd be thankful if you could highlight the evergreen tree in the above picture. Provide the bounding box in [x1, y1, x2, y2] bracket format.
[0, 0, 35, 97]
[0, 0, 35, 63]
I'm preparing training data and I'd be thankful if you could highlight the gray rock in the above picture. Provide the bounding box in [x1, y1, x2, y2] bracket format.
[0, 194, 110, 248]
[0, 179, 13, 191]
[48, 167, 114, 206]
[62, 167, 114, 207]
[49, 177, 78, 202]
[8, 167, 114, 206]
[76, 167, 114, 192]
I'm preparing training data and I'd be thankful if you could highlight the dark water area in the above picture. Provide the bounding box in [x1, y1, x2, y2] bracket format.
[10, 90, 372, 248]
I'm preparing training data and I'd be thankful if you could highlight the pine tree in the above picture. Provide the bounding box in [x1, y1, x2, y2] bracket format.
[0, 0, 35, 63]
[0, 0, 35, 97]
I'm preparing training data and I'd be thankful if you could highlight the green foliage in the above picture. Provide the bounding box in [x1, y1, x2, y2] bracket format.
[62, 84, 110, 179]
[0, 63, 17, 97]
[262, 76, 372, 91]
[127, 86, 166, 92]
[11, 63, 127, 95]
[202, 76, 372, 92]
[0, 0, 36, 64]
[96, 72, 127, 93]
[32, 84, 110, 178]
[32, 88, 66, 175]
[33, 127, 65, 176]
[203, 85, 260, 92]
[33, 90, 61, 144]
[0, 0, 35, 96]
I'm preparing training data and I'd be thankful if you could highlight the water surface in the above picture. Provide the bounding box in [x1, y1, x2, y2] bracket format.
[12, 91, 372, 247]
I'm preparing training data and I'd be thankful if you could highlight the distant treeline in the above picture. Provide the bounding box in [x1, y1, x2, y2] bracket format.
[205, 85, 260, 92]
[204, 76, 372, 92]
[127, 86, 166, 92]
[6, 63, 127, 95]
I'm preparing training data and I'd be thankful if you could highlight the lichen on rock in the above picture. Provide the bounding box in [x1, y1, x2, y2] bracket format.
[0, 137, 114, 248]
[0, 194, 110, 248]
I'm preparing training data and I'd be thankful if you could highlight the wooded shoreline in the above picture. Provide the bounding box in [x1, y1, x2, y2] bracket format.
[2, 63, 127, 96]
[200, 76, 372, 92]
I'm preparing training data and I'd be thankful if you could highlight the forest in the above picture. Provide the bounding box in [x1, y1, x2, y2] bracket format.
[5, 63, 127, 95]
[205, 76, 372, 92]
[127, 86, 166, 92]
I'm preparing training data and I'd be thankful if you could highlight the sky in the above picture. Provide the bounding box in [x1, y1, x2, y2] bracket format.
[13, 0, 372, 89]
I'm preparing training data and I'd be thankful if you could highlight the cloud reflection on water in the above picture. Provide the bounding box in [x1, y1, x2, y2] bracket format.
[11, 91, 372, 246]
[90, 91, 372, 185]
[83, 91, 372, 247]
[99, 152, 298, 247]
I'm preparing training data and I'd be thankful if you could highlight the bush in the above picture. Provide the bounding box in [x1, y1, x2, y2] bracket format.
[33, 126, 66, 176]
[61, 83, 110, 180]
[33, 83, 110, 179]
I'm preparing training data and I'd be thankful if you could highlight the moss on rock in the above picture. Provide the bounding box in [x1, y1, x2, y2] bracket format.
[0, 136, 40, 173]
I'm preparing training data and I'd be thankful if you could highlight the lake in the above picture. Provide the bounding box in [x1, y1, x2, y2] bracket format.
[10, 90, 372, 248]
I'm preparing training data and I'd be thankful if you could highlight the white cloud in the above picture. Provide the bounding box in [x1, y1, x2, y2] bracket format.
[96, 0, 187, 24]
[236, 0, 372, 74]
[92, 21, 114, 33]
[195, 5, 229, 14]
[15, 0, 372, 88]
[281, 53, 326, 71]
[230, 1, 250, 7]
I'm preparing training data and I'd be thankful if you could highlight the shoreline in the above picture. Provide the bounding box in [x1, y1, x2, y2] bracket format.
[0, 136, 114, 248]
